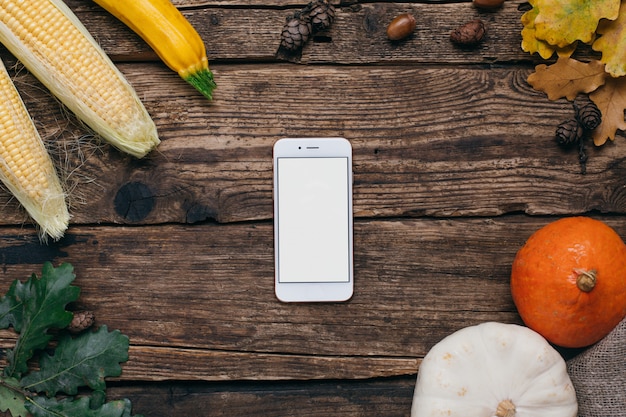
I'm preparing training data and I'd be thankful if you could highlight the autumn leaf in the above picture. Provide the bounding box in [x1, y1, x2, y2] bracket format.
[533, 0, 620, 48]
[593, 1, 626, 77]
[527, 57, 606, 101]
[521, 5, 556, 59]
[26, 396, 141, 417]
[21, 326, 128, 397]
[0, 263, 143, 417]
[590, 76, 626, 145]
[521, 3, 577, 58]
[0, 377, 28, 417]
[3, 263, 79, 378]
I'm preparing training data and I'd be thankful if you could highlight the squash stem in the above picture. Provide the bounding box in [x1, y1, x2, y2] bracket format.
[183, 68, 217, 101]
[495, 399, 516, 417]
[575, 268, 596, 293]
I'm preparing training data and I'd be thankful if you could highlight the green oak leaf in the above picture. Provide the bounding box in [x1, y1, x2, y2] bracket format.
[0, 280, 24, 331]
[0, 376, 28, 417]
[21, 326, 129, 396]
[90, 389, 108, 409]
[4, 262, 80, 378]
[25, 396, 142, 417]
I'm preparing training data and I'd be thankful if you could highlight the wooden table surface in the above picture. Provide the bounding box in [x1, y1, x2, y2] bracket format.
[1, 0, 625, 415]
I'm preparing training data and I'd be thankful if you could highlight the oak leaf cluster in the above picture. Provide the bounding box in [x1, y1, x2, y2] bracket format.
[522, 0, 626, 145]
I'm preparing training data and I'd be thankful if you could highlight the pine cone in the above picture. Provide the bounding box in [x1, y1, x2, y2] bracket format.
[68, 310, 95, 333]
[555, 119, 583, 146]
[306, 0, 335, 33]
[575, 100, 602, 131]
[280, 12, 313, 52]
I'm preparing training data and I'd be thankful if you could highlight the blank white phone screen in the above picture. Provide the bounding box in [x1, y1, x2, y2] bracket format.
[276, 157, 350, 283]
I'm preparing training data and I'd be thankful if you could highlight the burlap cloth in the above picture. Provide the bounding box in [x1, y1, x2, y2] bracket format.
[566, 316, 626, 417]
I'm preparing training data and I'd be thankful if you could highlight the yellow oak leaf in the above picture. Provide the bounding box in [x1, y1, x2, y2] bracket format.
[533, 0, 620, 48]
[556, 43, 578, 59]
[521, 6, 557, 59]
[593, 1, 626, 77]
[590, 76, 626, 145]
[527, 57, 606, 101]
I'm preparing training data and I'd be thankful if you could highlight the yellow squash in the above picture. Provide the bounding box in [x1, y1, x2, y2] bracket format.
[93, 0, 216, 100]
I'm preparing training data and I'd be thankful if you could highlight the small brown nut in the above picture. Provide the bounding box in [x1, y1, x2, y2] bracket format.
[473, 0, 505, 10]
[450, 19, 486, 45]
[386, 13, 416, 41]
[68, 310, 95, 333]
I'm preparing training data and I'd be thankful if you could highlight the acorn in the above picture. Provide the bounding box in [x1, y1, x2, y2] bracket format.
[450, 19, 486, 45]
[386, 13, 416, 41]
[473, 0, 505, 10]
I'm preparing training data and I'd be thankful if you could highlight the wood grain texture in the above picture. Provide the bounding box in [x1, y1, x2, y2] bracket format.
[0, 0, 623, 415]
[1, 216, 621, 381]
[0, 0, 616, 229]
[2, 63, 624, 228]
[108, 377, 416, 417]
[68, 0, 593, 65]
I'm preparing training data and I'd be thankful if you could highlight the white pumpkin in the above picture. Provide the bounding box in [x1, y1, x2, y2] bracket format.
[411, 322, 577, 417]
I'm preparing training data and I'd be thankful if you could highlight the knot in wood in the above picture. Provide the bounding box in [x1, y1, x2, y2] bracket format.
[114, 181, 155, 222]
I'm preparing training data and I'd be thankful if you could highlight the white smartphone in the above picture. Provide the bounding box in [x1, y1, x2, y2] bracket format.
[273, 137, 354, 302]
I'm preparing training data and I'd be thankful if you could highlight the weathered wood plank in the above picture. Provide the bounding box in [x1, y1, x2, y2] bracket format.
[0, 1, 613, 228]
[0, 333, 418, 381]
[121, 348, 420, 381]
[0, 218, 525, 357]
[67, 0, 550, 65]
[109, 377, 416, 417]
[0, 216, 621, 380]
[1, 64, 624, 228]
[0, 1, 614, 415]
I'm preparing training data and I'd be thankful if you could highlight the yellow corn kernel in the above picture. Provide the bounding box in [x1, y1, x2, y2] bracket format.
[0, 0, 160, 158]
[0, 58, 68, 240]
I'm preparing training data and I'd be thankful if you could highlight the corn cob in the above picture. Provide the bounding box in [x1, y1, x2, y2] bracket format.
[92, 0, 216, 100]
[0, 0, 160, 158]
[0, 58, 68, 240]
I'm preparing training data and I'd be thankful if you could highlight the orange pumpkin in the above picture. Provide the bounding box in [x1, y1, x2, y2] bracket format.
[510, 217, 626, 348]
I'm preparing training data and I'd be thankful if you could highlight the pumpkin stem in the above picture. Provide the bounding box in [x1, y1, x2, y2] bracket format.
[495, 399, 516, 417]
[575, 269, 597, 293]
